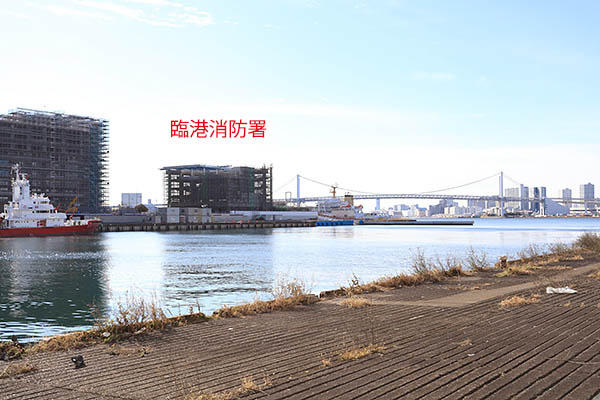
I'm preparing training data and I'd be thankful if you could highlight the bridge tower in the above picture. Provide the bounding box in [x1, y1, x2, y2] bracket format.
[296, 174, 300, 207]
[499, 171, 504, 217]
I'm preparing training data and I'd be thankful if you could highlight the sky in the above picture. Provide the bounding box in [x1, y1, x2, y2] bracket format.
[1, 0, 599, 208]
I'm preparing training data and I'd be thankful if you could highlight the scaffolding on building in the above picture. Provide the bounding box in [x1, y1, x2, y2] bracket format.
[161, 164, 273, 212]
[0, 108, 109, 212]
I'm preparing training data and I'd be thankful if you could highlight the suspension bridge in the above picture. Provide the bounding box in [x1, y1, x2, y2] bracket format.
[273, 172, 600, 216]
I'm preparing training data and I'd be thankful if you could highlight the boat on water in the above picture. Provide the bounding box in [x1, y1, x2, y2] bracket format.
[0, 164, 101, 237]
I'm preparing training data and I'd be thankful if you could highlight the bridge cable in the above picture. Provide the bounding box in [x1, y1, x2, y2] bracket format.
[273, 176, 297, 194]
[298, 172, 502, 198]
[419, 172, 500, 194]
[503, 173, 521, 186]
[298, 175, 378, 195]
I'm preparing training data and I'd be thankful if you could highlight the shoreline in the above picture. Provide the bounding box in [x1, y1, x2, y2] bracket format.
[2, 237, 600, 398]
[2, 242, 600, 398]
[3, 233, 600, 346]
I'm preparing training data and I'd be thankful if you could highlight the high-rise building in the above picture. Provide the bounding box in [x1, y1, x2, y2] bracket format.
[121, 193, 142, 208]
[532, 187, 541, 213]
[0, 108, 109, 212]
[505, 187, 520, 209]
[561, 188, 572, 208]
[521, 185, 530, 211]
[162, 164, 272, 212]
[580, 183, 595, 200]
[580, 183, 595, 213]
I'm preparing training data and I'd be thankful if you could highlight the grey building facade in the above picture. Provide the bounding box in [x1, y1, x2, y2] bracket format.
[0, 108, 109, 212]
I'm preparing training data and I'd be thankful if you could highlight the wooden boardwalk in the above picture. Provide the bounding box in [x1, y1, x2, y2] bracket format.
[3, 262, 600, 399]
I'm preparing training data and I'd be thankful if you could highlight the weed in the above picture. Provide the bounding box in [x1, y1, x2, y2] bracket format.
[0, 341, 24, 361]
[411, 248, 433, 277]
[574, 232, 600, 253]
[466, 247, 489, 271]
[186, 375, 272, 400]
[339, 297, 372, 309]
[212, 276, 315, 318]
[496, 264, 538, 277]
[30, 296, 208, 353]
[339, 343, 386, 361]
[499, 294, 541, 308]
[0, 361, 37, 379]
[589, 269, 600, 280]
[320, 355, 332, 367]
[112, 292, 168, 328]
[272, 276, 310, 300]
[548, 242, 572, 256]
[212, 294, 318, 318]
[105, 344, 151, 357]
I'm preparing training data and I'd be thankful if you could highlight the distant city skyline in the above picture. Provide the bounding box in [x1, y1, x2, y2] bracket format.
[2, 1, 599, 205]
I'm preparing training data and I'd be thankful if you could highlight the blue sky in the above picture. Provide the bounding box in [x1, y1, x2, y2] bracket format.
[1, 1, 599, 206]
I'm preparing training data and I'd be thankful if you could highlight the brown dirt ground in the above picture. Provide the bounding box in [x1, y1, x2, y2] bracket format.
[2, 256, 600, 399]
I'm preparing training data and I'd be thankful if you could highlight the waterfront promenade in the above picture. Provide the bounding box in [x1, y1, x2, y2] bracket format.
[3, 258, 600, 399]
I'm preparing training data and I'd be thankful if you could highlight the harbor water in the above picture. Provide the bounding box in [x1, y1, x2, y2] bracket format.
[1, 218, 599, 342]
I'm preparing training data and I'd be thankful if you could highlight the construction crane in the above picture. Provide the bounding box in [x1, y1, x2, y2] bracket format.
[330, 183, 338, 198]
[65, 196, 78, 214]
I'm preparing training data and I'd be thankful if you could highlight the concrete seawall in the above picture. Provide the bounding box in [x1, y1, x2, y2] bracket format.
[98, 220, 316, 232]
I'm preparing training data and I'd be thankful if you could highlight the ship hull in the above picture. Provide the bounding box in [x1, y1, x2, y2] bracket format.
[0, 221, 101, 238]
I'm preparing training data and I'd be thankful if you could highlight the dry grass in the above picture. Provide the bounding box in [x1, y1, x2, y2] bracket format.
[588, 269, 600, 280]
[455, 338, 472, 346]
[339, 297, 372, 309]
[214, 277, 319, 318]
[574, 232, 600, 253]
[29, 295, 209, 354]
[466, 247, 489, 271]
[321, 356, 332, 367]
[185, 375, 272, 400]
[0, 342, 25, 361]
[495, 263, 538, 277]
[495, 235, 594, 276]
[213, 294, 318, 318]
[499, 294, 541, 308]
[322, 251, 471, 299]
[0, 361, 37, 379]
[339, 343, 386, 361]
[105, 344, 151, 357]
[272, 276, 310, 299]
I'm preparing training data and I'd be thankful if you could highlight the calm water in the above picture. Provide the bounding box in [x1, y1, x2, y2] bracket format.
[1, 218, 599, 341]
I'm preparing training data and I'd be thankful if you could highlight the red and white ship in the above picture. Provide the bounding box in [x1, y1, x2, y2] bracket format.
[0, 164, 101, 237]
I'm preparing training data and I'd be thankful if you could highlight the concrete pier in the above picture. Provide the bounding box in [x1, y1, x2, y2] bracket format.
[97, 220, 316, 232]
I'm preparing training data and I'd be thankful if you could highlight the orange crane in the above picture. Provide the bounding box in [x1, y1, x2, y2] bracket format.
[65, 196, 78, 214]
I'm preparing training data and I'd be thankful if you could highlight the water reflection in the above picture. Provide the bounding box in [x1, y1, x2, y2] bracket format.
[1, 219, 599, 341]
[0, 236, 109, 341]
[159, 230, 274, 313]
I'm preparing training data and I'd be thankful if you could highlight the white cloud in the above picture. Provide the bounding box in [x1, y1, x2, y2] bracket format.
[44, 4, 110, 19]
[31, 0, 213, 28]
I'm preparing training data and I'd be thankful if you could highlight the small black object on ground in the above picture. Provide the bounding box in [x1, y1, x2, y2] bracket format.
[71, 355, 85, 369]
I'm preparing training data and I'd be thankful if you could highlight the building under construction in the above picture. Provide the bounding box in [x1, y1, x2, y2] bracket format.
[162, 164, 272, 212]
[0, 108, 109, 212]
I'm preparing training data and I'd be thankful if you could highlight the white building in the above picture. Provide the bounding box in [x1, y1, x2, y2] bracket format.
[505, 187, 520, 209]
[121, 193, 142, 208]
